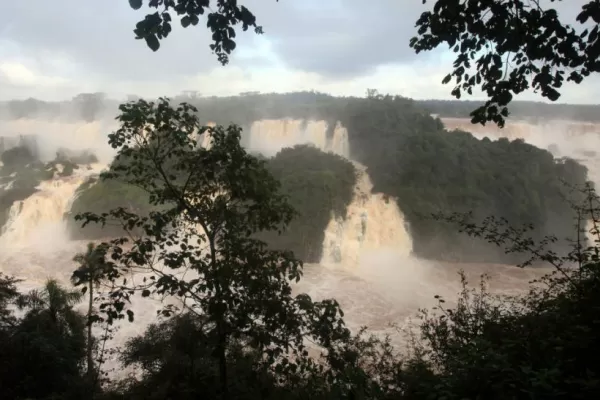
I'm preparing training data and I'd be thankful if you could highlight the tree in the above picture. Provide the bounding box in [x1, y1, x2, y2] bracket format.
[410, 0, 600, 127]
[390, 184, 600, 399]
[127, 0, 267, 64]
[0, 273, 20, 330]
[1, 280, 87, 399]
[72, 242, 111, 395]
[75, 98, 349, 399]
[17, 279, 84, 327]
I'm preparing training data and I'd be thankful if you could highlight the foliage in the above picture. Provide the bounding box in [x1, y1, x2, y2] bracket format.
[72, 242, 114, 394]
[127, 0, 266, 64]
[419, 98, 600, 123]
[0, 279, 88, 400]
[258, 145, 356, 262]
[411, 0, 600, 127]
[391, 185, 600, 400]
[0, 273, 20, 329]
[113, 313, 284, 399]
[74, 98, 350, 399]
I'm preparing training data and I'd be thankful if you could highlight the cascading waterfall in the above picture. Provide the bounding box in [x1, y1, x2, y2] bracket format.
[321, 162, 413, 267]
[0, 164, 105, 250]
[242, 118, 414, 266]
[246, 119, 350, 157]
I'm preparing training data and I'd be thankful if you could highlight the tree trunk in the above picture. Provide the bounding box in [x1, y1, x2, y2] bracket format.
[217, 320, 229, 400]
[87, 279, 94, 397]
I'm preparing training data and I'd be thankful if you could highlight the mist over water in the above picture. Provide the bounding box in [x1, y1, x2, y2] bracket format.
[0, 119, 118, 163]
[0, 116, 579, 360]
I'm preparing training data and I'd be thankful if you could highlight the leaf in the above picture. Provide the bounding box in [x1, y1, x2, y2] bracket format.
[145, 34, 160, 52]
[126, 309, 134, 322]
[129, 0, 143, 10]
[142, 289, 151, 297]
[181, 15, 191, 28]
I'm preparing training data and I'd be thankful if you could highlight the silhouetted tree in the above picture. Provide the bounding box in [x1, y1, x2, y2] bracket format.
[72, 242, 111, 395]
[75, 98, 350, 399]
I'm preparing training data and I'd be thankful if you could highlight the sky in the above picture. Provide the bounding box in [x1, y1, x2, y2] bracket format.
[0, 0, 598, 103]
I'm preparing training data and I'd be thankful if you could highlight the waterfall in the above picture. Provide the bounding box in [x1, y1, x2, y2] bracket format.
[246, 119, 350, 158]
[321, 162, 413, 267]
[0, 164, 105, 250]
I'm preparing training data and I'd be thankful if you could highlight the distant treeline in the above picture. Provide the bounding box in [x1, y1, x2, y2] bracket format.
[3, 91, 600, 123]
[418, 99, 600, 123]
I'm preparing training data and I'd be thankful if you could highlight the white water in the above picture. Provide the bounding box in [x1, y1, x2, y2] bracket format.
[321, 162, 413, 267]
[246, 119, 350, 157]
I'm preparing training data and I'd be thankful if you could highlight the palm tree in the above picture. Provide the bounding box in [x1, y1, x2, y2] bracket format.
[12, 279, 86, 399]
[71, 242, 108, 392]
[17, 278, 83, 327]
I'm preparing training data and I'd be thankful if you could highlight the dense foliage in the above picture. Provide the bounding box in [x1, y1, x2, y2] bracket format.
[411, 1, 600, 126]
[0, 278, 89, 400]
[67, 176, 158, 240]
[259, 145, 356, 262]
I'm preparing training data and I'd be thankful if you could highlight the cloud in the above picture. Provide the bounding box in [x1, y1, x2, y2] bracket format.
[246, 0, 435, 79]
[0, 0, 598, 104]
[0, 62, 67, 87]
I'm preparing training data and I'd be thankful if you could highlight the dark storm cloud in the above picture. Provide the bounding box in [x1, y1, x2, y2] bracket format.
[246, 0, 591, 79]
[0, 0, 430, 82]
[248, 0, 431, 78]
